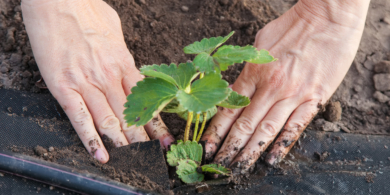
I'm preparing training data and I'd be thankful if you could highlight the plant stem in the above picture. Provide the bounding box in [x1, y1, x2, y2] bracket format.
[192, 72, 206, 142]
[184, 111, 193, 142]
[192, 114, 200, 142]
[196, 112, 208, 142]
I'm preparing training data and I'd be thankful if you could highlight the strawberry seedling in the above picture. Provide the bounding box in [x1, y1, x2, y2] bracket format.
[124, 31, 275, 184]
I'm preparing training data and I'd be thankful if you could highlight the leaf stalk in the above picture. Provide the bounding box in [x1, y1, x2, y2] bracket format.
[192, 114, 200, 142]
[184, 111, 193, 142]
[196, 112, 208, 142]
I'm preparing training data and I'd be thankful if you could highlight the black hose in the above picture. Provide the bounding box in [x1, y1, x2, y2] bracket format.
[0, 151, 157, 195]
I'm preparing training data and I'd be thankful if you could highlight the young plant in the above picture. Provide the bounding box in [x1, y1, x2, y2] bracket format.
[124, 31, 275, 184]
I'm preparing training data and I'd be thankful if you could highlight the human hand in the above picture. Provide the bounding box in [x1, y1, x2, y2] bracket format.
[22, 0, 174, 163]
[201, 0, 370, 173]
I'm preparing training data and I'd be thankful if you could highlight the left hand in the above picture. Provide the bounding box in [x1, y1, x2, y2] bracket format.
[201, 0, 369, 173]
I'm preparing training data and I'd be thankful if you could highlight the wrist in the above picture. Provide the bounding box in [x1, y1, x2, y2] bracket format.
[294, 0, 370, 31]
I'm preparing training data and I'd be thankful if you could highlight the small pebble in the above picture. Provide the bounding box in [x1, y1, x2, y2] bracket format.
[49, 186, 55, 190]
[383, 16, 390, 24]
[0, 173, 4, 177]
[7, 107, 12, 113]
[49, 147, 55, 152]
[196, 184, 210, 193]
[181, 6, 189, 12]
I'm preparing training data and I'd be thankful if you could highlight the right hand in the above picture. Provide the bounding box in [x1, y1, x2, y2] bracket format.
[22, 0, 175, 163]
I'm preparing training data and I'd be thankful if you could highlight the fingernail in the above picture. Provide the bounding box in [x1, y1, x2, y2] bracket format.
[94, 148, 108, 162]
[265, 152, 278, 166]
[162, 136, 175, 150]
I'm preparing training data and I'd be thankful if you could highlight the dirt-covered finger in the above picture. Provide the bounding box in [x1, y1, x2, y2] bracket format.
[229, 98, 297, 174]
[105, 85, 150, 144]
[82, 86, 129, 148]
[53, 88, 109, 163]
[265, 100, 321, 166]
[144, 115, 174, 150]
[201, 68, 259, 161]
[211, 89, 277, 166]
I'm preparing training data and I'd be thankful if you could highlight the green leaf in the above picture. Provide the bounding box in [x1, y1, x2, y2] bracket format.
[177, 72, 231, 113]
[162, 99, 187, 113]
[177, 159, 204, 183]
[124, 78, 177, 126]
[201, 164, 231, 176]
[213, 45, 258, 71]
[183, 31, 235, 54]
[178, 106, 218, 123]
[166, 140, 203, 166]
[140, 62, 199, 90]
[193, 52, 218, 73]
[246, 49, 276, 64]
[217, 91, 250, 109]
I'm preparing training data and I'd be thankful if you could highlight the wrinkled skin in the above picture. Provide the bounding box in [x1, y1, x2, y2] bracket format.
[21, 0, 174, 163]
[201, 0, 370, 173]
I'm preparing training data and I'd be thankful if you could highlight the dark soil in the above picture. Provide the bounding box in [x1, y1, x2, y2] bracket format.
[1, 0, 390, 194]
[12, 141, 171, 194]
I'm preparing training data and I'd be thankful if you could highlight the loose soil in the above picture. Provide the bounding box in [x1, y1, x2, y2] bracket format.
[1, 0, 390, 194]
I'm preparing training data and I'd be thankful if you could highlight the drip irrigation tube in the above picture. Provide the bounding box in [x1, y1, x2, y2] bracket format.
[0, 151, 156, 195]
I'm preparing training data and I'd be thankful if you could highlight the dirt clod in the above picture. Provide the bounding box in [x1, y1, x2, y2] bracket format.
[374, 61, 390, 73]
[34, 145, 48, 156]
[373, 74, 390, 91]
[315, 119, 340, 132]
[365, 173, 375, 183]
[314, 151, 330, 162]
[373, 91, 390, 103]
[324, 101, 342, 122]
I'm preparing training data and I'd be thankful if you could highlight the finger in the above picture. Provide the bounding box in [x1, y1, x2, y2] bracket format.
[229, 99, 297, 174]
[105, 84, 150, 144]
[82, 86, 129, 147]
[123, 74, 174, 149]
[201, 65, 258, 161]
[265, 100, 321, 166]
[211, 89, 277, 167]
[54, 88, 109, 163]
[144, 115, 175, 150]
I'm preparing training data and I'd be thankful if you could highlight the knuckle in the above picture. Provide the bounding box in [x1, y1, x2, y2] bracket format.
[258, 120, 279, 136]
[99, 115, 121, 131]
[218, 106, 238, 120]
[74, 109, 92, 125]
[233, 116, 255, 135]
[284, 120, 304, 135]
